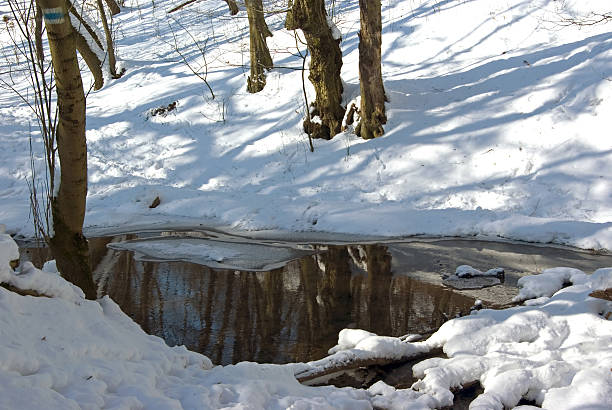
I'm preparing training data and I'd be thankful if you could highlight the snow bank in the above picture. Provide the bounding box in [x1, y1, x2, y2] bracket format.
[412, 266, 612, 408]
[513, 266, 612, 302]
[309, 266, 612, 409]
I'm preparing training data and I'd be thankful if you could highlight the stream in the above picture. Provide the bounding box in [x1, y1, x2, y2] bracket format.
[19, 230, 612, 367]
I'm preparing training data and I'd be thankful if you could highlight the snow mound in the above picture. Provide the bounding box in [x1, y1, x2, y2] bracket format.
[413, 267, 612, 408]
[455, 265, 504, 278]
[443, 265, 505, 290]
[513, 266, 597, 302]
[0, 234, 84, 302]
[0, 233, 18, 269]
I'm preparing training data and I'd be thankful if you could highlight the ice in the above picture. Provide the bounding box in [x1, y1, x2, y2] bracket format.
[108, 237, 314, 271]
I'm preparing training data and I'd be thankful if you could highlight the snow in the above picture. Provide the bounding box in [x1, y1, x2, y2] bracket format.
[1, 0, 612, 407]
[455, 265, 504, 278]
[1, 0, 611, 250]
[513, 266, 586, 302]
[442, 265, 504, 290]
[0, 233, 18, 269]
[409, 268, 612, 408]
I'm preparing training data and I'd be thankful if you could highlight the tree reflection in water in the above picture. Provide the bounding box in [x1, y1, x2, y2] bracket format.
[99, 243, 475, 365]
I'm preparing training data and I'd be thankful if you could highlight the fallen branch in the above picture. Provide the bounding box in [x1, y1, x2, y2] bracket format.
[294, 340, 435, 384]
[589, 288, 612, 301]
[1, 283, 48, 298]
[168, 0, 197, 14]
[168, 0, 238, 15]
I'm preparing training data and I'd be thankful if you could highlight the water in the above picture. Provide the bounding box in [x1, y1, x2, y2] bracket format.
[19, 232, 612, 366]
[97, 242, 475, 365]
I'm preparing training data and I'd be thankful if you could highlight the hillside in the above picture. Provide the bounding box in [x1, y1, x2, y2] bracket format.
[1, 0, 611, 247]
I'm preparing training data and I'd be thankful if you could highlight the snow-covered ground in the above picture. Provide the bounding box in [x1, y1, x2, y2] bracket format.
[1, 0, 611, 249]
[1, 0, 612, 408]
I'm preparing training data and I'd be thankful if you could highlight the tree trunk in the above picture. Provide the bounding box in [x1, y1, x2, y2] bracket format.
[245, 0, 272, 93]
[67, 1, 104, 49]
[286, 0, 344, 140]
[356, 0, 386, 139]
[74, 30, 104, 90]
[103, 0, 121, 16]
[34, 4, 44, 62]
[96, 0, 119, 78]
[37, 0, 96, 299]
[223, 0, 239, 15]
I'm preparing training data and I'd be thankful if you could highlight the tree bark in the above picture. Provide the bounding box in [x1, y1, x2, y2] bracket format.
[74, 30, 104, 90]
[34, 4, 44, 62]
[357, 0, 386, 139]
[245, 0, 272, 93]
[96, 0, 119, 78]
[67, 0, 106, 89]
[224, 0, 239, 15]
[37, 0, 96, 299]
[103, 0, 121, 16]
[286, 0, 344, 140]
[67, 1, 104, 49]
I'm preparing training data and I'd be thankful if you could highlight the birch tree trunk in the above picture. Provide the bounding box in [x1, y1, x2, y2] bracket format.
[286, 0, 344, 140]
[68, 0, 105, 89]
[37, 0, 96, 299]
[357, 0, 387, 139]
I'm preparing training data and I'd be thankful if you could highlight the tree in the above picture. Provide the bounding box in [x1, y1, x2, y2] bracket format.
[223, 0, 239, 15]
[96, 0, 119, 78]
[245, 0, 273, 93]
[36, 0, 97, 299]
[103, 0, 121, 16]
[67, 0, 122, 90]
[286, 0, 344, 140]
[356, 0, 386, 139]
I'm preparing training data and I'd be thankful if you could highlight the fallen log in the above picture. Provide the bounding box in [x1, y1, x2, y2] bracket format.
[589, 288, 612, 301]
[294, 339, 438, 384]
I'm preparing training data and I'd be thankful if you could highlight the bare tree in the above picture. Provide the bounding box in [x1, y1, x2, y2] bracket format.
[95, 0, 119, 78]
[356, 0, 386, 139]
[2, 0, 57, 241]
[36, 0, 97, 299]
[67, 0, 123, 90]
[286, 0, 344, 140]
[246, 0, 273, 93]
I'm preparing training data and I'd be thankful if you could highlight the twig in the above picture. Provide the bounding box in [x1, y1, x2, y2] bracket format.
[294, 31, 313, 152]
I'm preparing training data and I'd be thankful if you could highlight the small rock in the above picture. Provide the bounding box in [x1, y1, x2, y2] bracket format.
[149, 196, 161, 209]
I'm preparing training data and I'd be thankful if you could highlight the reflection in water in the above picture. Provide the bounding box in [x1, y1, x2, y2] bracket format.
[99, 242, 475, 365]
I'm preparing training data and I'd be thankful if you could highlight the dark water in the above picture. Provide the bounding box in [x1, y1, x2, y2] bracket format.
[19, 233, 612, 367]
[96, 242, 475, 365]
